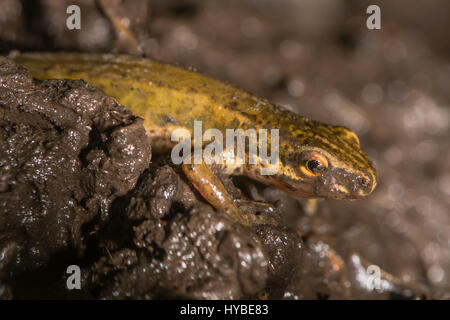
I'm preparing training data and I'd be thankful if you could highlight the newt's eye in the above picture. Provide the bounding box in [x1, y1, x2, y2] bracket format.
[300, 152, 328, 177]
[307, 160, 322, 172]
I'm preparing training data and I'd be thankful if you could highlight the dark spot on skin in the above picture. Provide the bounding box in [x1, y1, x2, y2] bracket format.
[186, 87, 198, 94]
[162, 114, 178, 125]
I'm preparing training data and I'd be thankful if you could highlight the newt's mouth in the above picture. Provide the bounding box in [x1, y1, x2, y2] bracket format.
[263, 171, 377, 201]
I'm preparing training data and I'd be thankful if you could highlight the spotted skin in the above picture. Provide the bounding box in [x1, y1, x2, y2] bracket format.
[14, 53, 377, 226]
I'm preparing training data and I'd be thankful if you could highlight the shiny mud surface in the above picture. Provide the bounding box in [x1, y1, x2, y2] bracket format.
[0, 0, 449, 299]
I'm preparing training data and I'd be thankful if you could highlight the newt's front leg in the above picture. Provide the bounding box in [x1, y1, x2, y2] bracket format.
[182, 161, 278, 227]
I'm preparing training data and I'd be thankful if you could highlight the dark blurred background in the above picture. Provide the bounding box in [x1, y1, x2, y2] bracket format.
[1, 0, 449, 297]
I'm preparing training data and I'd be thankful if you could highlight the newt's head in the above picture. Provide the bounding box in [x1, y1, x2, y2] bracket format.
[250, 120, 377, 200]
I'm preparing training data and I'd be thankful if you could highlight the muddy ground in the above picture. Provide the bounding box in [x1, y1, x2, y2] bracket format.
[0, 0, 449, 299]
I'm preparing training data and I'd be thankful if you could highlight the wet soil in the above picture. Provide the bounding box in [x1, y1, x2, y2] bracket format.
[0, 0, 449, 299]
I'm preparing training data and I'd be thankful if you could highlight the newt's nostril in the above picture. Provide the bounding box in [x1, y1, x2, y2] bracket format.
[357, 174, 376, 196]
[360, 177, 370, 187]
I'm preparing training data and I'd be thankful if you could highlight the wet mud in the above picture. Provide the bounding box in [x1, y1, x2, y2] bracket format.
[1, 0, 449, 299]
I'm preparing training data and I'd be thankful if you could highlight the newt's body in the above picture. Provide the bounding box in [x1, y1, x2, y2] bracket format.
[13, 52, 377, 226]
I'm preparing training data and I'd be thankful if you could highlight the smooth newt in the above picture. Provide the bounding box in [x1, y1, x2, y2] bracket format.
[12, 52, 377, 226]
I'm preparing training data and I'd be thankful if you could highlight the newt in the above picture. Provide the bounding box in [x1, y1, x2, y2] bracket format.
[12, 52, 377, 227]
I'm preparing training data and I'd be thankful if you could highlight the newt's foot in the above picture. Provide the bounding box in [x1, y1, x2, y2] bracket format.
[182, 162, 280, 228]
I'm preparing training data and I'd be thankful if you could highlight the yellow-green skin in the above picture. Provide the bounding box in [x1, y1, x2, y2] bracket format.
[14, 52, 377, 201]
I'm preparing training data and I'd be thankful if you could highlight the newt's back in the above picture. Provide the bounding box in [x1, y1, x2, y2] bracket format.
[14, 52, 377, 201]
